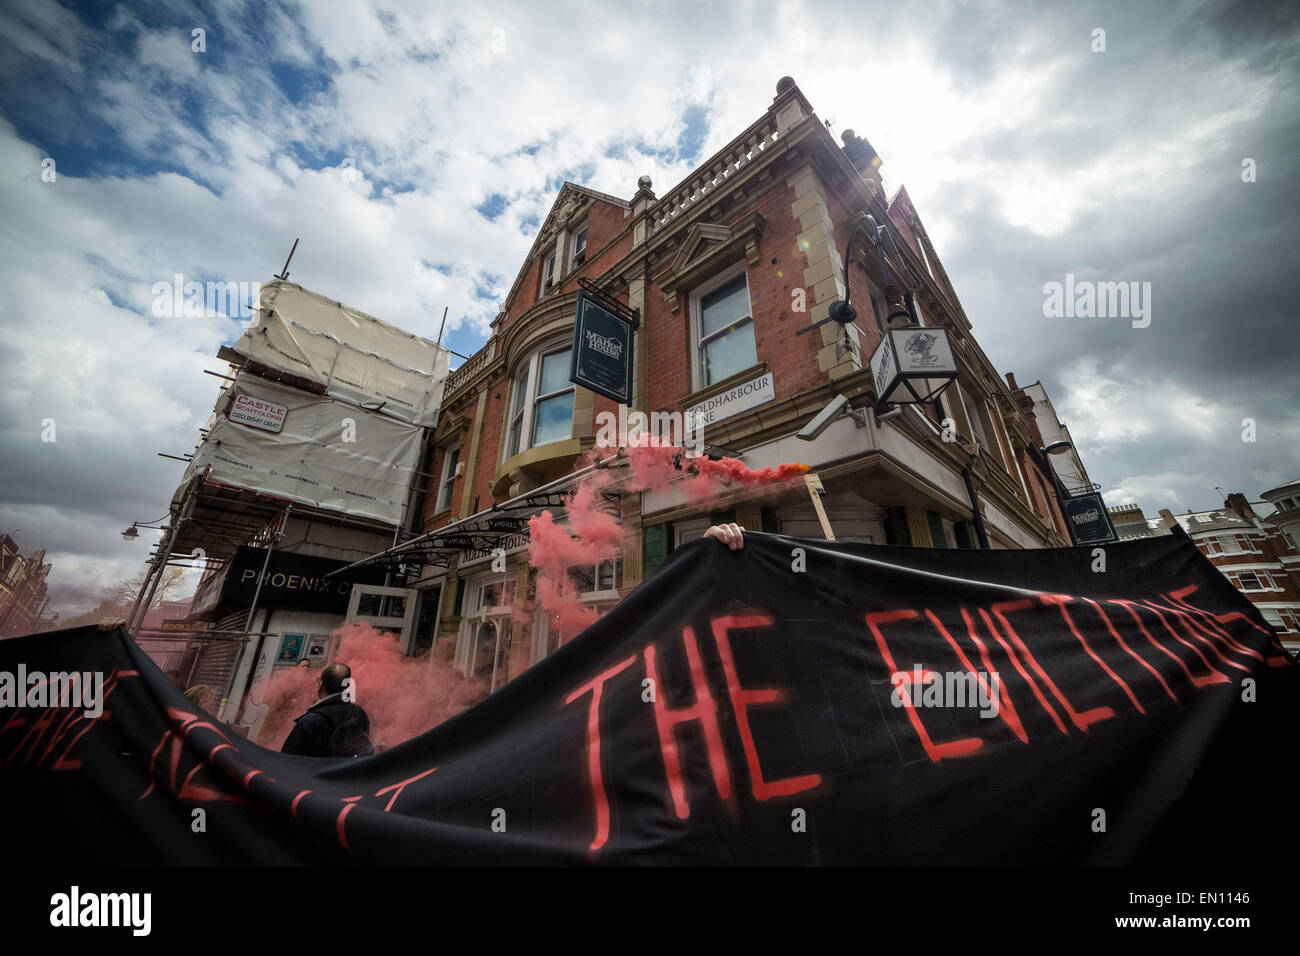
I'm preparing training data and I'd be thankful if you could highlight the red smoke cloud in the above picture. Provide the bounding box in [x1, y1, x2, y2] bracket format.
[523, 441, 809, 645]
[247, 443, 812, 748]
[250, 625, 488, 752]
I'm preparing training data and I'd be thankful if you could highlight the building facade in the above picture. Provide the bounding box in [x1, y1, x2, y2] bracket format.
[1107, 497, 1300, 653]
[390, 78, 1084, 691]
[0, 534, 51, 639]
[153, 280, 451, 731]
[1259, 477, 1300, 553]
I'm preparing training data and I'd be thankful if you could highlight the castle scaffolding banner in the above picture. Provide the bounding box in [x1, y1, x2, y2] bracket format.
[183, 373, 421, 527]
[228, 280, 450, 428]
[1, 532, 1296, 865]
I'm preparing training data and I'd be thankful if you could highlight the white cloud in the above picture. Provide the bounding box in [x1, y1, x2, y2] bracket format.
[2, 0, 1297, 615]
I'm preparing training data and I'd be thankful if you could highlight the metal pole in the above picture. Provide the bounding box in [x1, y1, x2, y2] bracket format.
[128, 483, 198, 633]
[224, 505, 290, 722]
[275, 238, 299, 281]
[436, 305, 448, 346]
[242, 504, 290, 641]
[962, 465, 991, 549]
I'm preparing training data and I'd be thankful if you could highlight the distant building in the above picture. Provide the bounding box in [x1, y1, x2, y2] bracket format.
[0, 535, 52, 638]
[1259, 477, 1300, 553]
[1106, 497, 1300, 652]
[1010, 377, 1095, 497]
[1106, 503, 1164, 541]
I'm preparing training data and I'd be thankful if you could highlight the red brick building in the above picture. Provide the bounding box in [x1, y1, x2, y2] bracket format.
[0, 534, 51, 638]
[1109, 496, 1300, 653]
[385, 78, 1080, 687]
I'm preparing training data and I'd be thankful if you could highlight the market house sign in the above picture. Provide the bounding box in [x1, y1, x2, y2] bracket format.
[685, 371, 775, 430]
[228, 393, 288, 433]
[1065, 493, 1118, 545]
[570, 291, 636, 405]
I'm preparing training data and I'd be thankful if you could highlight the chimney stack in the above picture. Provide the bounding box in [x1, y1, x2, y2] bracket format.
[840, 129, 884, 191]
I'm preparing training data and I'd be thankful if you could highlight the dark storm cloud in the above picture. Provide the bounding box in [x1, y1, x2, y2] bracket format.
[911, 0, 1300, 510]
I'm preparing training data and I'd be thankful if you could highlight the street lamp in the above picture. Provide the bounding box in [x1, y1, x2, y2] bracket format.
[826, 214, 911, 330]
[1041, 441, 1073, 456]
[815, 213, 960, 412]
[121, 524, 140, 540]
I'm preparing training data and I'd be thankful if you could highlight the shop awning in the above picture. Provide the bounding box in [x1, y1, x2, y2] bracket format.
[328, 453, 629, 574]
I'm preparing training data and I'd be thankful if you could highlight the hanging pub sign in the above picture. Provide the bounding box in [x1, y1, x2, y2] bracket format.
[869, 326, 958, 405]
[570, 283, 637, 406]
[1065, 492, 1117, 544]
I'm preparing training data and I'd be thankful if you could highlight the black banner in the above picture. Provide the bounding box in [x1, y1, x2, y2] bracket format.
[570, 291, 634, 405]
[1, 532, 1295, 864]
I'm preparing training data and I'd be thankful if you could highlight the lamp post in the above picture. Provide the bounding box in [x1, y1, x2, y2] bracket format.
[826, 213, 911, 331]
[822, 213, 959, 417]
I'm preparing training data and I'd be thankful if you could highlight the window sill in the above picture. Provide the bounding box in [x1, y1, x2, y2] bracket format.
[679, 361, 768, 410]
[493, 438, 584, 495]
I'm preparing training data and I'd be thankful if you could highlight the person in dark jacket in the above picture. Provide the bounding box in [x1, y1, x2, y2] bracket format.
[282, 662, 373, 757]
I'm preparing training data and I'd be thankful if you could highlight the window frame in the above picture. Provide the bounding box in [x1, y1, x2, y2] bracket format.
[541, 250, 557, 292]
[435, 444, 460, 513]
[689, 261, 757, 391]
[570, 224, 588, 269]
[504, 345, 575, 461]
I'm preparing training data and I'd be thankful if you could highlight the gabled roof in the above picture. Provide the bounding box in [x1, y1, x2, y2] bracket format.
[496, 181, 630, 321]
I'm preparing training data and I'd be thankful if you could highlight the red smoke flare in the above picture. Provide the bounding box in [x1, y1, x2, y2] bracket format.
[250, 624, 488, 752]
[522, 440, 809, 645]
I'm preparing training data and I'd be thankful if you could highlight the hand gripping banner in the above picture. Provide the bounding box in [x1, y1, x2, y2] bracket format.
[1, 531, 1295, 864]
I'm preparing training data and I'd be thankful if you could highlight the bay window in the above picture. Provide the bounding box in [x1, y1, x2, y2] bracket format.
[506, 346, 575, 458]
[435, 445, 460, 513]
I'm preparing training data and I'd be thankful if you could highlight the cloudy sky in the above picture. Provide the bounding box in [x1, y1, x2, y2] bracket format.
[1, 0, 1297, 616]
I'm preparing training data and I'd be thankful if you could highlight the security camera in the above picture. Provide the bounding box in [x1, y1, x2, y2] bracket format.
[797, 394, 850, 442]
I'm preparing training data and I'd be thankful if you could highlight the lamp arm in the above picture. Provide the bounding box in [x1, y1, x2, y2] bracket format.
[840, 212, 907, 310]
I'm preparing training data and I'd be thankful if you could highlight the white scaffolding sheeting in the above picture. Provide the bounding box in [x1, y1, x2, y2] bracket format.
[229, 280, 450, 427]
[181, 373, 422, 527]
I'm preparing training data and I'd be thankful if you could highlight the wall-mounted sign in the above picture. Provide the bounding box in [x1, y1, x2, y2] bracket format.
[192, 546, 389, 616]
[229, 393, 288, 433]
[570, 291, 635, 405]
[685, 371, 775, 430]
[306, 635, 331, 661]
[869, 327, 957, 405]
[1065, 493, 1117, 544]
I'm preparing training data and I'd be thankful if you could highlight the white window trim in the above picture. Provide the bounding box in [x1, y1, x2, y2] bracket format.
[454, 574, 515, 677]
[541, 249, 557, 293]
[570, 223, 588, 270]
[504, 345, 574, 461]
[531, 558, 622, 665]
[435, 444, 460, 513]
[688, 261, 756, 392]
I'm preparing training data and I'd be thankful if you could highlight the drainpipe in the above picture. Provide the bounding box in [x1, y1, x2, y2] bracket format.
[961, 465, 990, 549]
